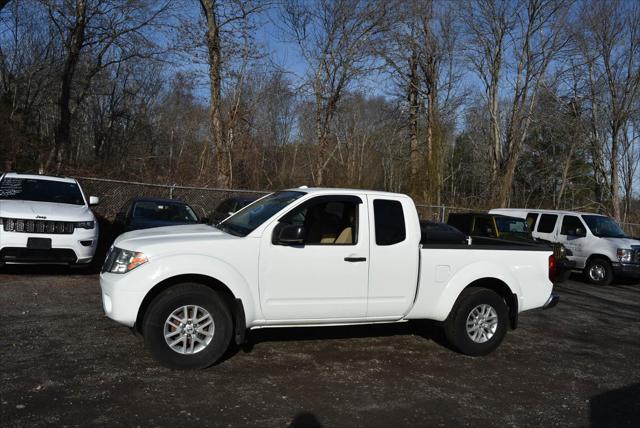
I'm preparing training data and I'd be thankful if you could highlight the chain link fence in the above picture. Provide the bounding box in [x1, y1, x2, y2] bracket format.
[77, 177, 268, 220]
[78, 176, 640, 237]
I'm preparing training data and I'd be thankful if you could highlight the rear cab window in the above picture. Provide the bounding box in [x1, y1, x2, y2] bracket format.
[536, 214, 558, 233]
[373, 199, 406, 246]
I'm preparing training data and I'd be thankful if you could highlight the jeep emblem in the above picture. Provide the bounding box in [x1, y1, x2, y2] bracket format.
[35, 215, 47, 220]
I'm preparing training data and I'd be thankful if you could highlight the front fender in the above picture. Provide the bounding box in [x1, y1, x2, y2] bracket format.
[407, 260, 522, 322]
[136, 253, 259, 325]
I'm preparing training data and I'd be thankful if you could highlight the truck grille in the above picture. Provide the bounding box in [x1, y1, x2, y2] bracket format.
[2, 218, 75, 234]
[633, 246, 640, 263]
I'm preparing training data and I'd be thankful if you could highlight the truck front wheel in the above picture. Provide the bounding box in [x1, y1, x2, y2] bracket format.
[142, 283, 232, 369]
[444, 288, 508, 356]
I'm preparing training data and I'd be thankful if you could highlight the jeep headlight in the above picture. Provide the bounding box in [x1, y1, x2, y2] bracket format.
[616, 248, 633, 263]
[103, 247, 148, 274]
[75, 221, 95, 229]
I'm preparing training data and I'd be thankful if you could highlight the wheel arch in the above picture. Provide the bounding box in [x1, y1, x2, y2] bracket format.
[461, 277, 519, 329]
[585, 253, 612, 265]
[135, 274, 239, 335]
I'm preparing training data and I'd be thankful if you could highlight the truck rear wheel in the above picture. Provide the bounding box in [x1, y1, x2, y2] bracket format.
[142, 283, 232, 369]
[444, 288, 508, 356]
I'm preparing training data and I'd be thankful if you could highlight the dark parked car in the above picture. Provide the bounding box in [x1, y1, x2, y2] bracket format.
[420, 220, 468, 245]
[447, 212, 575, 281]
[208, 195, 259, 225]
[114, 198, 201, 234]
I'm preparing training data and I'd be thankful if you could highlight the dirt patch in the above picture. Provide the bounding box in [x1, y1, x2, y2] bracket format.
[1, 270, 639, 427]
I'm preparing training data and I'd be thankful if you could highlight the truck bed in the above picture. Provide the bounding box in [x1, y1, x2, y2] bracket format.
[407, 240, 553, 322]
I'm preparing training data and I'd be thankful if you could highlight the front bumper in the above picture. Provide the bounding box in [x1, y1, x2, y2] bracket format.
[611, 262, 640, 279]
[0, 228, 98, 264]
[100, 271, 148, 327]
[543, 293, 560, 309]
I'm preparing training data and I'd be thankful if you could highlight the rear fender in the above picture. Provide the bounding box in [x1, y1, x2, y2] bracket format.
[407, 261, 522, 322]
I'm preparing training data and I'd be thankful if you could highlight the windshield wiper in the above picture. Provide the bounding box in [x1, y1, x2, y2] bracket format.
[216, 222, 246, 237]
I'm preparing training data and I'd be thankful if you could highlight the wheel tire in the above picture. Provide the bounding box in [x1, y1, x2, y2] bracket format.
[142, 283, 232, 369]
[584, 257, 613, 286]
[444, 288, 509, 356]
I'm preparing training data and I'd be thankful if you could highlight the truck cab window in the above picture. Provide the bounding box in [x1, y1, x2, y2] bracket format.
[373, 199, 406, 245]
[282, 200, 357, 245]
[536, 214, 558, 233]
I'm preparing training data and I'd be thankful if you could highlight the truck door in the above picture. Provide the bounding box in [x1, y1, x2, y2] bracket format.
[366, 198, 420, 318]
[258, 195, 369, 321]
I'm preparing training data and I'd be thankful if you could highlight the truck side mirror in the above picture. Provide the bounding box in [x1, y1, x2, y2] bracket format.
[574, 227, 586, 237]
[274, 224, 305, 245]
[89, 196, 100, 206]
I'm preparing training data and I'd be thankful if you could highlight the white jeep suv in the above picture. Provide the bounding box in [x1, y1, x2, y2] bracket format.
[0, 172, 100, 266]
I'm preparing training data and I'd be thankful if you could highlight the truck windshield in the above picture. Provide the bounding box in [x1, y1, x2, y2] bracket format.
[582, 215, 627, 238]
[495, 217, 531, 237]
[0, 177, 85, 205]
[217, 191, 305, 237]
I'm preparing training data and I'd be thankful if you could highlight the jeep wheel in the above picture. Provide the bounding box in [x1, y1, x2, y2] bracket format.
[143, 283, 232, 369]
[444, 288, 508, 356]
[585, 257, 613, 286]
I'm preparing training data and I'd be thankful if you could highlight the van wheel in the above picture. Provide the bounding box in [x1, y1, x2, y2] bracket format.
[444, 288, 508, 356]
[585, 258, 613, 285]
[142, 283, 232, 369]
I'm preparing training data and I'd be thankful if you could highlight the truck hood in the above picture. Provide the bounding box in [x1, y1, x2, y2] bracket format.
[0, 199, 93, 221]
[114, 223, 237, 252]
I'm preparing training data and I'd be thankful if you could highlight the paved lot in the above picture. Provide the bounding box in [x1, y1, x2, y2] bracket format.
[1, 268, 639, 427]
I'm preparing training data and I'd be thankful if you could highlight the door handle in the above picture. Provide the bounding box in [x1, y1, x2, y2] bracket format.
[344, 257, 366, 262]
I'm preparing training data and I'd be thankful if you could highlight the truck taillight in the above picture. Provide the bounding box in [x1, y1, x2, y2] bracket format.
[548, 255, 556, 282]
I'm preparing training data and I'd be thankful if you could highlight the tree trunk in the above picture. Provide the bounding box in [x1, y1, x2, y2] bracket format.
[425, 78, 439, 204]
[610, 131, 621, 221]
[408, 51, 420, 197]
[200, 0, 230, 188]
[49, 0, 87, 173]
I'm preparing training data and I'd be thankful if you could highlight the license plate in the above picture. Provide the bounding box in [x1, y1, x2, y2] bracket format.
[27, 238, 52, 250]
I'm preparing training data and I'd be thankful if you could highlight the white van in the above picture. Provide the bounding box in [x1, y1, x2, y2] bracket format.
[489, 208, 640, 285]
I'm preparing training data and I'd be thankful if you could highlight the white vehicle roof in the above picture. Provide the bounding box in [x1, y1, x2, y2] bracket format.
[284, 186, 410, 199]
[491, 207, 608, 218]
[1, 172, 78, 184]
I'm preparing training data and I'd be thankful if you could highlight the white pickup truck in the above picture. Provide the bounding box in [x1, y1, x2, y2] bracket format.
[100, 188, 558, 369]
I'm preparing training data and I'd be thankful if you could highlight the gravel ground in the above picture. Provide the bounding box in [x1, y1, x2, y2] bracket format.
[1, 267, 639, 427]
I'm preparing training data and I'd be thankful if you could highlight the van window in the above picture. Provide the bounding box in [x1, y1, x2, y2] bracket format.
[374, 199, 406, 246]
[536, 214, 557, 233]
[525, 213, 538, 231]
[560, 215, 585, 236]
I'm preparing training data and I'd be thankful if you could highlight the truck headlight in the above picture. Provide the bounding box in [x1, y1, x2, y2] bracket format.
[75, 221, 95, 229]
[617, 248, 632, 263]
[104, 248, 148, 274]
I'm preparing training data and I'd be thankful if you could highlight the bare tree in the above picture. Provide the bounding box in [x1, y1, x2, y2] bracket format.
[197, 0, 264, 187]
[43, 0, 173, 172]
[575, 0, 640, 221]
[282, 0, 387, 185]
[464, 0, 569, 207]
